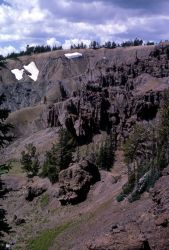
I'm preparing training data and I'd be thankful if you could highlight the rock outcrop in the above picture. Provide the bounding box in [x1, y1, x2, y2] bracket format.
[58, 159, 100, 205]
[46, 74, 165, 144]
[2, 44, 169, 160]
[25, 177, 50, 201]
[44, 44, 169, 144]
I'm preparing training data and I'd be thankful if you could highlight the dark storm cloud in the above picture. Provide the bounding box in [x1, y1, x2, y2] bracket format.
[40, 0, 122, 24]
[40, 0, 169, 26]
[40, 0, 169, 43]
[69, 0, 169, 14]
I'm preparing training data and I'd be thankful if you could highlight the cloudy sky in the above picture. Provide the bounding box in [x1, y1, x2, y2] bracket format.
[0, 0, 169, 56]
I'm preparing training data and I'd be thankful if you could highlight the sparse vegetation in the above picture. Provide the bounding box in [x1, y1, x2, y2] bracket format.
[0, 94, 13, 249]
[6, 44, 62, 59]
[20, 143, 40, 178]
[3, 38, 161, 60]
[40, 193, 49, 208]
[116, 173, 135, 202]
[117, 90, 169, 202]
[7, 161, 24, 176]
[121, 38, 143, 47]
[27, 222, 72, 250]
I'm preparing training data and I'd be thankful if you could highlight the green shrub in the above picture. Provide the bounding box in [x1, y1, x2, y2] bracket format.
[116, 193, 126, 202]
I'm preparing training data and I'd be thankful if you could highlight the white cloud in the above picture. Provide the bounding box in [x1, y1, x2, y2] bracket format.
[46, 38, 61, 47]
[62, 39, 91, 49]
[0, 0, 47, 44]
[0, 45, 17, 56]
[0, 0, 169, 52]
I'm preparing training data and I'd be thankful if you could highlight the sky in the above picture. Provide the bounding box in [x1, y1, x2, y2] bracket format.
[0, 0, 169, 56]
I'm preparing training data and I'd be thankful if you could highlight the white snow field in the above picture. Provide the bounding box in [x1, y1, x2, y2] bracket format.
[11, 61, 39, 81]
[64, 52, 82, 59]
[23, 61, 39, 81]
[11, 69, 24, 80]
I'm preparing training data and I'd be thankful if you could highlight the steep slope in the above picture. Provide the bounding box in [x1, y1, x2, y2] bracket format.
[2, 43, 169, 249]
[89, 166, 169, 250]
[0, 45, 155, 111]
[2, 151, 127, 250]
[2, 43, 169, 162]
[2, 152, 169, 250]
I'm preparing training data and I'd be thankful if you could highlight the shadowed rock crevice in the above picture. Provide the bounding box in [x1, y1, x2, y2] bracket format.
[137, 104, 158, 121]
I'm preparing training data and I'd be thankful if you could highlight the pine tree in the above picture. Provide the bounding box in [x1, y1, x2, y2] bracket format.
[42, 143, 60, 183]
[97, 133, 115, 171]
[0, 94, 13, 249]
[42, 128, 76, 183]
[0, 56, 6, 68]
[157, 90, 169, 169]
[123, 124, 149, 182]
[20, 143, 40, 177]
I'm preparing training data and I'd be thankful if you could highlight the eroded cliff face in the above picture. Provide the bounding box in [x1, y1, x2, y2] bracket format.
[44, 43, 169, 145]
[2, 44, 169, 249]
[1, 43, 169, 157]
[0, 44, 162, 112]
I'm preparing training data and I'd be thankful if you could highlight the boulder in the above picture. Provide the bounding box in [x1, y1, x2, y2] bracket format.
[58, 159, 100, 205]
[25, 177, 50, 201]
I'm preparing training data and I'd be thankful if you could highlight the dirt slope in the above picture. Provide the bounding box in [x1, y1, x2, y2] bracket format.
[2, 44, 169, 249]
[3, 151, 169, 250]
[2, 151, 127, 250]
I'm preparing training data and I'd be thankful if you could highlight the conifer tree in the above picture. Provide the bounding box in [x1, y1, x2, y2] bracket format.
[123, 124, 148, 182]
[157, 90, 169, 169]
[0, 56, 6, 68]
[42, 128, 76, 183]
[97, 133, 115, 171]
[20, 143, 40, 177]
[0, 94, 13, 249]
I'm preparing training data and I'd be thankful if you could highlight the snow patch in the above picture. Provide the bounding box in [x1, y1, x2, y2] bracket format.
[23, 61, 39, 81]
[11, 69, 24, 80]
[64, 52, 82, 59]
[11, 61, 39, 81]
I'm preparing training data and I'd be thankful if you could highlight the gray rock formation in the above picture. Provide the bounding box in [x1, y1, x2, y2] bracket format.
[42, 44, 169, 145]
[1, 43, 169, 162]
[58, 159, 100, 205]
